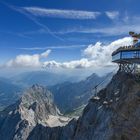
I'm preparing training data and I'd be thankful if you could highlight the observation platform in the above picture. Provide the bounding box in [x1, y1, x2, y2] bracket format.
[112, 32, 140, 74]
[112, 44, 140, 64]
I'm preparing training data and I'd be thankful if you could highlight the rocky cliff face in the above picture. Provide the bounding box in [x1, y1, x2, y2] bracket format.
[0, 85, 69, 140]
[49, 73, 113, 114]
[28, 72, 140, 140]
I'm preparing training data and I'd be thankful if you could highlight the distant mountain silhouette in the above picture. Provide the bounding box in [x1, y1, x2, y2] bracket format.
[11, 71, 81, 87]
[0, 77, 22, 110]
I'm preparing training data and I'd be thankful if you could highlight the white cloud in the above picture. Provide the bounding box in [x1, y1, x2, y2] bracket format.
[6, 54, 40, 67]
[43, 37, 133, 69]
[105, 11, 119, 20]
[6, 49, 51, 68]
[83, 42, 103, 59]
[43, 58, 93, 69]
[83, 37, 133, 66]
[55, 15, 140, 37]
[3, 37, 133, 71]
[23, 7, 101, 20]
[56, 23, 140, 36]
[40, 49, 51, 57]
[20, 45, 86, 51]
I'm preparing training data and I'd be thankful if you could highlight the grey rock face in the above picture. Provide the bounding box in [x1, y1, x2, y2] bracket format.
[28, 72, 140, 140]
[0, 84, 60, 140]
[72, 72, 140, 140]
[28, 119, 77, 140]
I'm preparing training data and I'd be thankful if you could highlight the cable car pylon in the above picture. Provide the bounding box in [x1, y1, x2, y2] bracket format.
[92, 66, 118, 100]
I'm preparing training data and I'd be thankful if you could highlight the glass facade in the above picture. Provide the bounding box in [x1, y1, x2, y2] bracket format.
[112, 50, 140, 61]
[121, 51, 140, 59]
[112, 52, 121, 61]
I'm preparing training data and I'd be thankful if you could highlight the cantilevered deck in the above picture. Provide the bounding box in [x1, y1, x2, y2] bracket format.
[112, 32, 140, 74]
[112, 46, 140, 64]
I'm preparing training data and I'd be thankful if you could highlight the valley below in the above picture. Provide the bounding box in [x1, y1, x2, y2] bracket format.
[0, 71, 140, 140]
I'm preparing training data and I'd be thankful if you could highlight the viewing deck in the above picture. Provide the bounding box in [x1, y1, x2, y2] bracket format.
[112, 44, 140, 64]
[112, 32, 140, 74]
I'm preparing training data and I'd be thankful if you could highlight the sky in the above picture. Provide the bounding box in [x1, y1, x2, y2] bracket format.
[0, 0, 139, 76]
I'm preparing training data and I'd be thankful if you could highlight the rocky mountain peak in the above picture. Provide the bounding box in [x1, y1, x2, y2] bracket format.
[20, 84, 55, 112]
[0, 85, 69, 140]
[28, 72, 140, 140]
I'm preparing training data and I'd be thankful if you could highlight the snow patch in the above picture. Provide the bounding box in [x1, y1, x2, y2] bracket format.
[46, 115, 71, 127]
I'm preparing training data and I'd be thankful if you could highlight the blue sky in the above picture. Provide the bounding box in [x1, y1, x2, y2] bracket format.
[0, 0, 139, 73]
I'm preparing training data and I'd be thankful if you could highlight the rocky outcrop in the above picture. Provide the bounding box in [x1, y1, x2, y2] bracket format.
[28, 119, 77, 140]
[0, 84, 70, 140]
[28, 72, 140, 140]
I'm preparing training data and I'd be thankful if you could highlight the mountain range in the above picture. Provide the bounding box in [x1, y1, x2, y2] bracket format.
[0, 84, 70, 140]
[11, 71, 83, 87]
[1, 72, 140, 139]
[0, 71, 113, 114]
[28, 72, 140, 140]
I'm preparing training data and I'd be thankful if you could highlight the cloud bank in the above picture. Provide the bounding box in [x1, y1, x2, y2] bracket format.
[43, 37, 132, 69]
[3, 37, 133, 71]
[6, 50, 51, 67]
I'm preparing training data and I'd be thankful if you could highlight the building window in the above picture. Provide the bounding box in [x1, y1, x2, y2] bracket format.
[112, 52, 120, 61]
